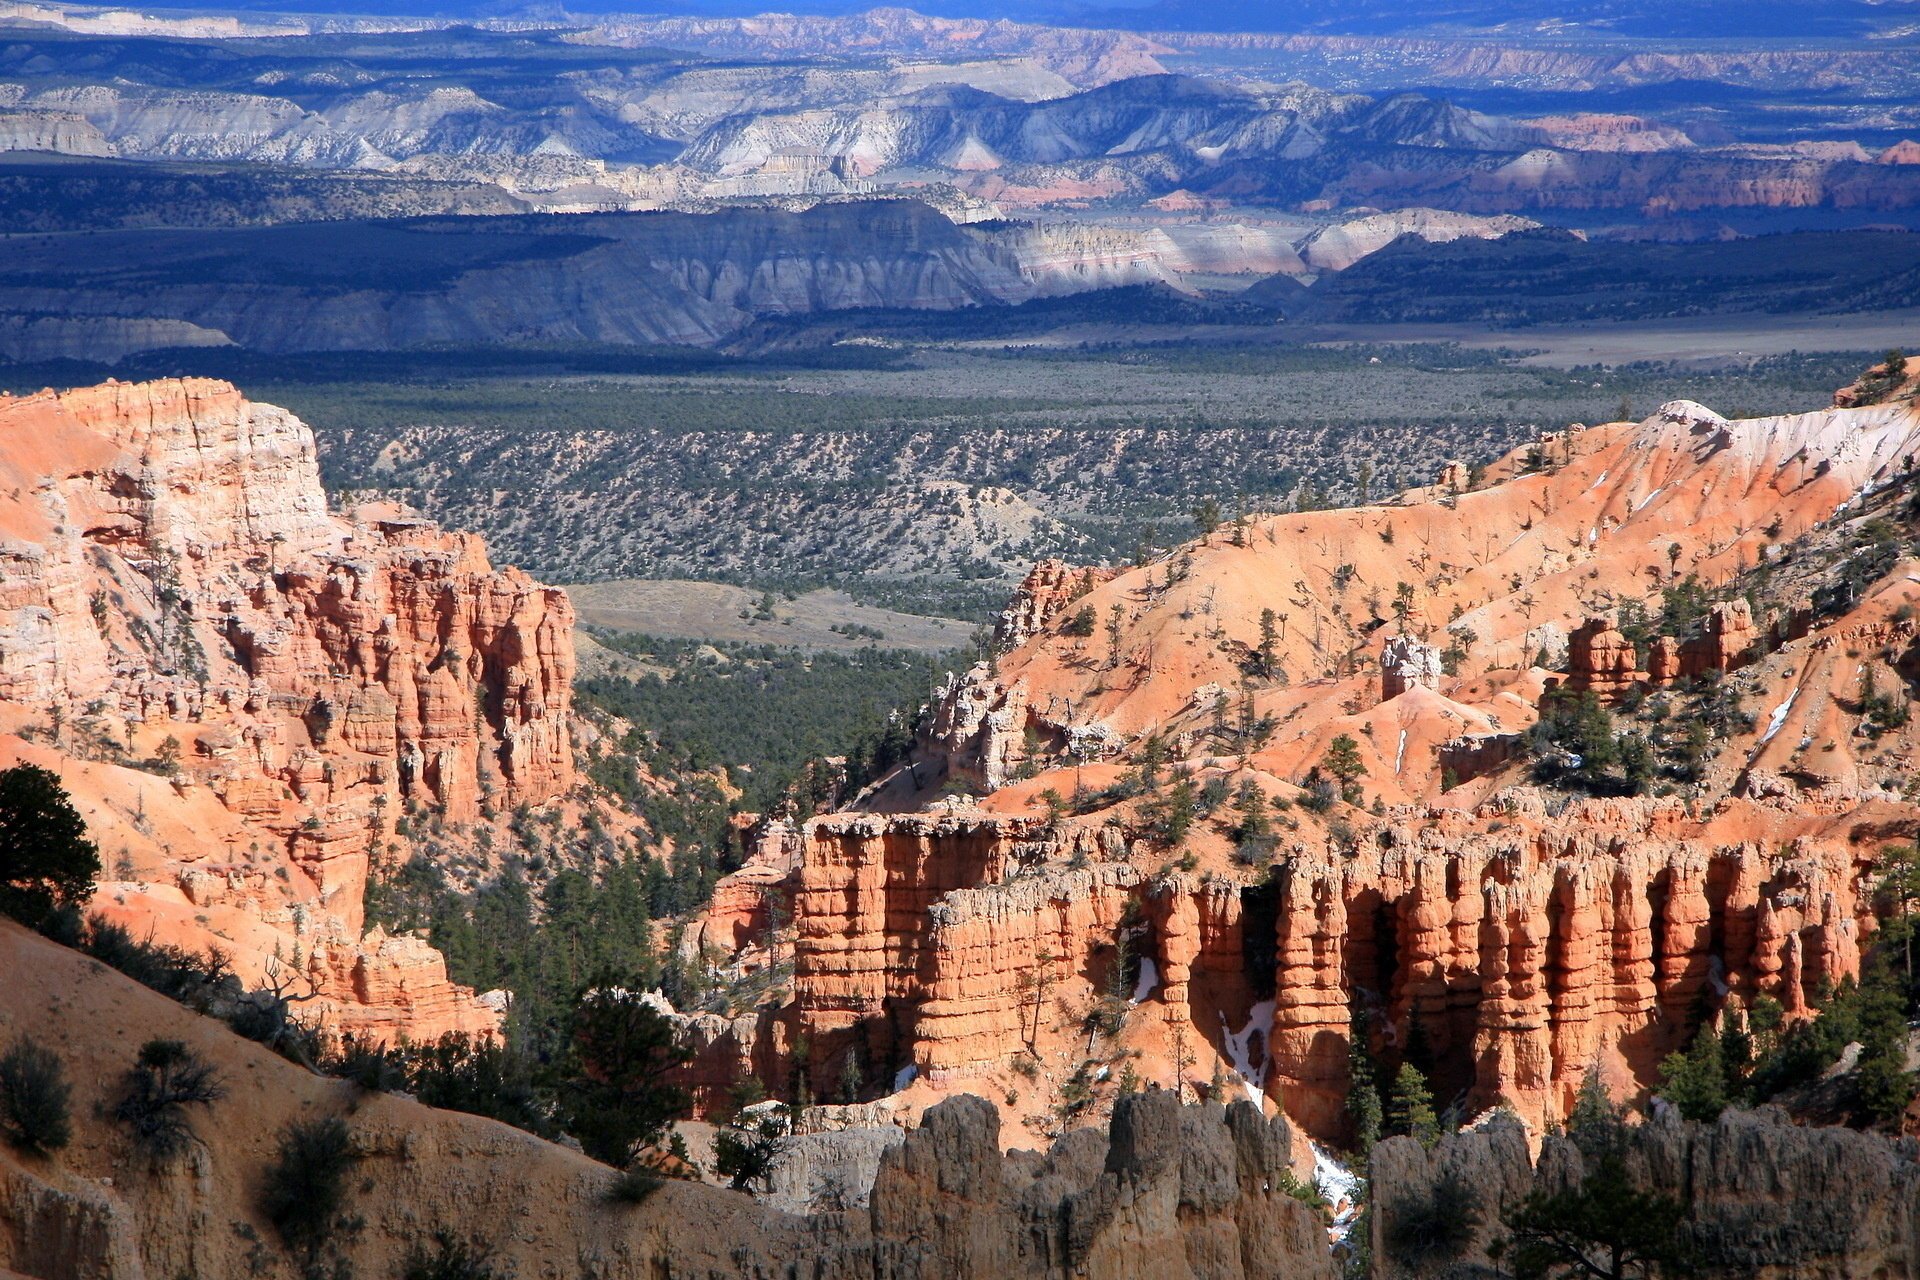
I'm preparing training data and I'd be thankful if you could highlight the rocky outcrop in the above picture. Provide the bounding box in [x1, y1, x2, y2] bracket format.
[1563, 616, 1645, 701]
[1372, 1108, 1920, 1278]
[1267, 809, 1870, 1136]
[1380, 635, 1443, 701]
[0, 378, 575, 1042]
[866, 1091, 1335, 1280]
[996, 559, 1117, 649]
[1298, 208, 1539, 272]
[0, 919, 1340, 1280]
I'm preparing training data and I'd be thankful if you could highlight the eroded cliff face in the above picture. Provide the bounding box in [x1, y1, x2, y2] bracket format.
[687, 388, 1920, 1148]
[0, 378, 575, 1042]
[0, 917, 1338, 1280]
[1371, 1108, 1920, 1278]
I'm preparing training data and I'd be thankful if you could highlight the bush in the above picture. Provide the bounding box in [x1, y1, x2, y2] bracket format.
[406, 1033, 553, 1138]
[1385, 1171, 1482, 1268]
[714, 1114, 790, 1192]
[606, 1165, 665, 1205]
[558, 988, 690, 1167]
[114, 1039, 223, 1159]
[0, 1038, 72, 1154]
[0, 763, 101, 928]
[403, 1230, 498, 1280]
[259, 1116, 359, 1262]
[82, 920, 234, 1013]
[325, 1035, 407, 1093]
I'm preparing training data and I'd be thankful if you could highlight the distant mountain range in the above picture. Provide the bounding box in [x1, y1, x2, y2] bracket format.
[41, 0, 1920, 40]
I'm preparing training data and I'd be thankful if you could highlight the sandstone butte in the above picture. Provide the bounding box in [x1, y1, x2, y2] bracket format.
[689, 387, 1920, 1147]
[0, 378, 575, 1044]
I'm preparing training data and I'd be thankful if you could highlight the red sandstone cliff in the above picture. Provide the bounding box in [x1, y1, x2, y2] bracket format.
[0, 378, 575, 1042]
[686, 385, 1920, 1147]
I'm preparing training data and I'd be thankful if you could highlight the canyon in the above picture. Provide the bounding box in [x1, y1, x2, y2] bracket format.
[0, 365, 1917, 1276]
[680, 379, 1920, 1147]
[0, 377, 574, 1043]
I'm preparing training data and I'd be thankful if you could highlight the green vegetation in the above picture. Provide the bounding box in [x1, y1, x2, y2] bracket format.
[0, 762, 102, 928]
[402, 1232, 501, 1280]
[1386, 1061, 1440, 1149]
[114, 1038, 223, 1160]
[259, 1116, 360, 1271]
[1383, 1172, 1483, 1272]
[1490, 1151, 1694, 1280]
[558, 989, 692, 1170]
[714, 1112, 791, 1192]
[578, 634, 933, 813]
[0, 1037, 72, 1154]
[1530, 687, 1655, 797]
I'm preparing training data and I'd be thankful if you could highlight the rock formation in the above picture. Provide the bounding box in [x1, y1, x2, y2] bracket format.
[0, 378, 576, 1042]
[995, 559, 1118, 649]
[677, 386, 1920, 1149]
[0, 916, 1338, 1280]
[1564, 617, 1646, 700]
[1380, 635, 1442, 701]
[1371, 1108, 1920, 1278]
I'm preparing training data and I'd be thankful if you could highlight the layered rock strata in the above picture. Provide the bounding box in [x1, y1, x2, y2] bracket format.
[0, 378, 575, 1041]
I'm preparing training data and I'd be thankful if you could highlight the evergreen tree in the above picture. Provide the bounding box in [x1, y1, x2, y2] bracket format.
[1492, 1153, 1693, 1280]
[1566, 1067, 1625, 1160]
[558, 986, 691, 1168]
[1321, 735, 1367, 804]
[0, 764, 101, 928]
[1347, 1006, 1383, 1168]
[1388, 1061, 1440, 1149]
[1656, 1028, 1728, 1123]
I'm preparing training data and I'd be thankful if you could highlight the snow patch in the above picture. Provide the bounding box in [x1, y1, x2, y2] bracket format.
[1313, 1143, 1363, 1246]
[1588, 469, 1609, 491]
[1634, 487, 1664, 512]
[1760, 686, 1800, 746]
[1130, 956, 1160, 1005]
[1219, 999, 1275, 1107]
[1394, 729, 1407, 776]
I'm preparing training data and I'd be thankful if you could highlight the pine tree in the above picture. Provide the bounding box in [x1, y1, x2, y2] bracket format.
[1348, 1006, 1383, 1169]
[1566, 1067, 1624, 1160]
[1257, 608, 1279, 677]
[1322, 734, 1367, 804]
[1656, 1028, 1728, 1122]
[1388, 1061, 1440, 1149]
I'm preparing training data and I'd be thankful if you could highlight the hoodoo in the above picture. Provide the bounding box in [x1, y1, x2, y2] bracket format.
[688, 389, 1920, 1144]
[0, 378, 575, 1042]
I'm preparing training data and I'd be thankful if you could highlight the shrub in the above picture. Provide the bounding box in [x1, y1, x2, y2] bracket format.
[0, 763, 101, 928]
[606, 1165, 665, 1205]
[259, 1116, 358, 1262]
[115, 1039, 222, 1159]
[1385, 1171, 1482, 1268]
[559, 988, 690, 1167]
[325, 1035, 407, 1093]
[405, 1033, 553, 1137]
[81, 920, 233, 1013]
[403, 1230, 498, 1280]
[0, 1038, 72, 1153]
[714, 1114, 790, 1192]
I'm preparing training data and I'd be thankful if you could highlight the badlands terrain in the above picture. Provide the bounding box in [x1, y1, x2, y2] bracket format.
[4, 2, 1920, 1276]
[3, 356, 1920, 1276]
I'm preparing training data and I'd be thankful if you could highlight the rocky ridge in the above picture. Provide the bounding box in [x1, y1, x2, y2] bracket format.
[683, 386, 1920, 1147]
[0, 916, 1335, 1280]
[0, 378, 575, 1042]
[1371, 1107, 1920, 1276]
